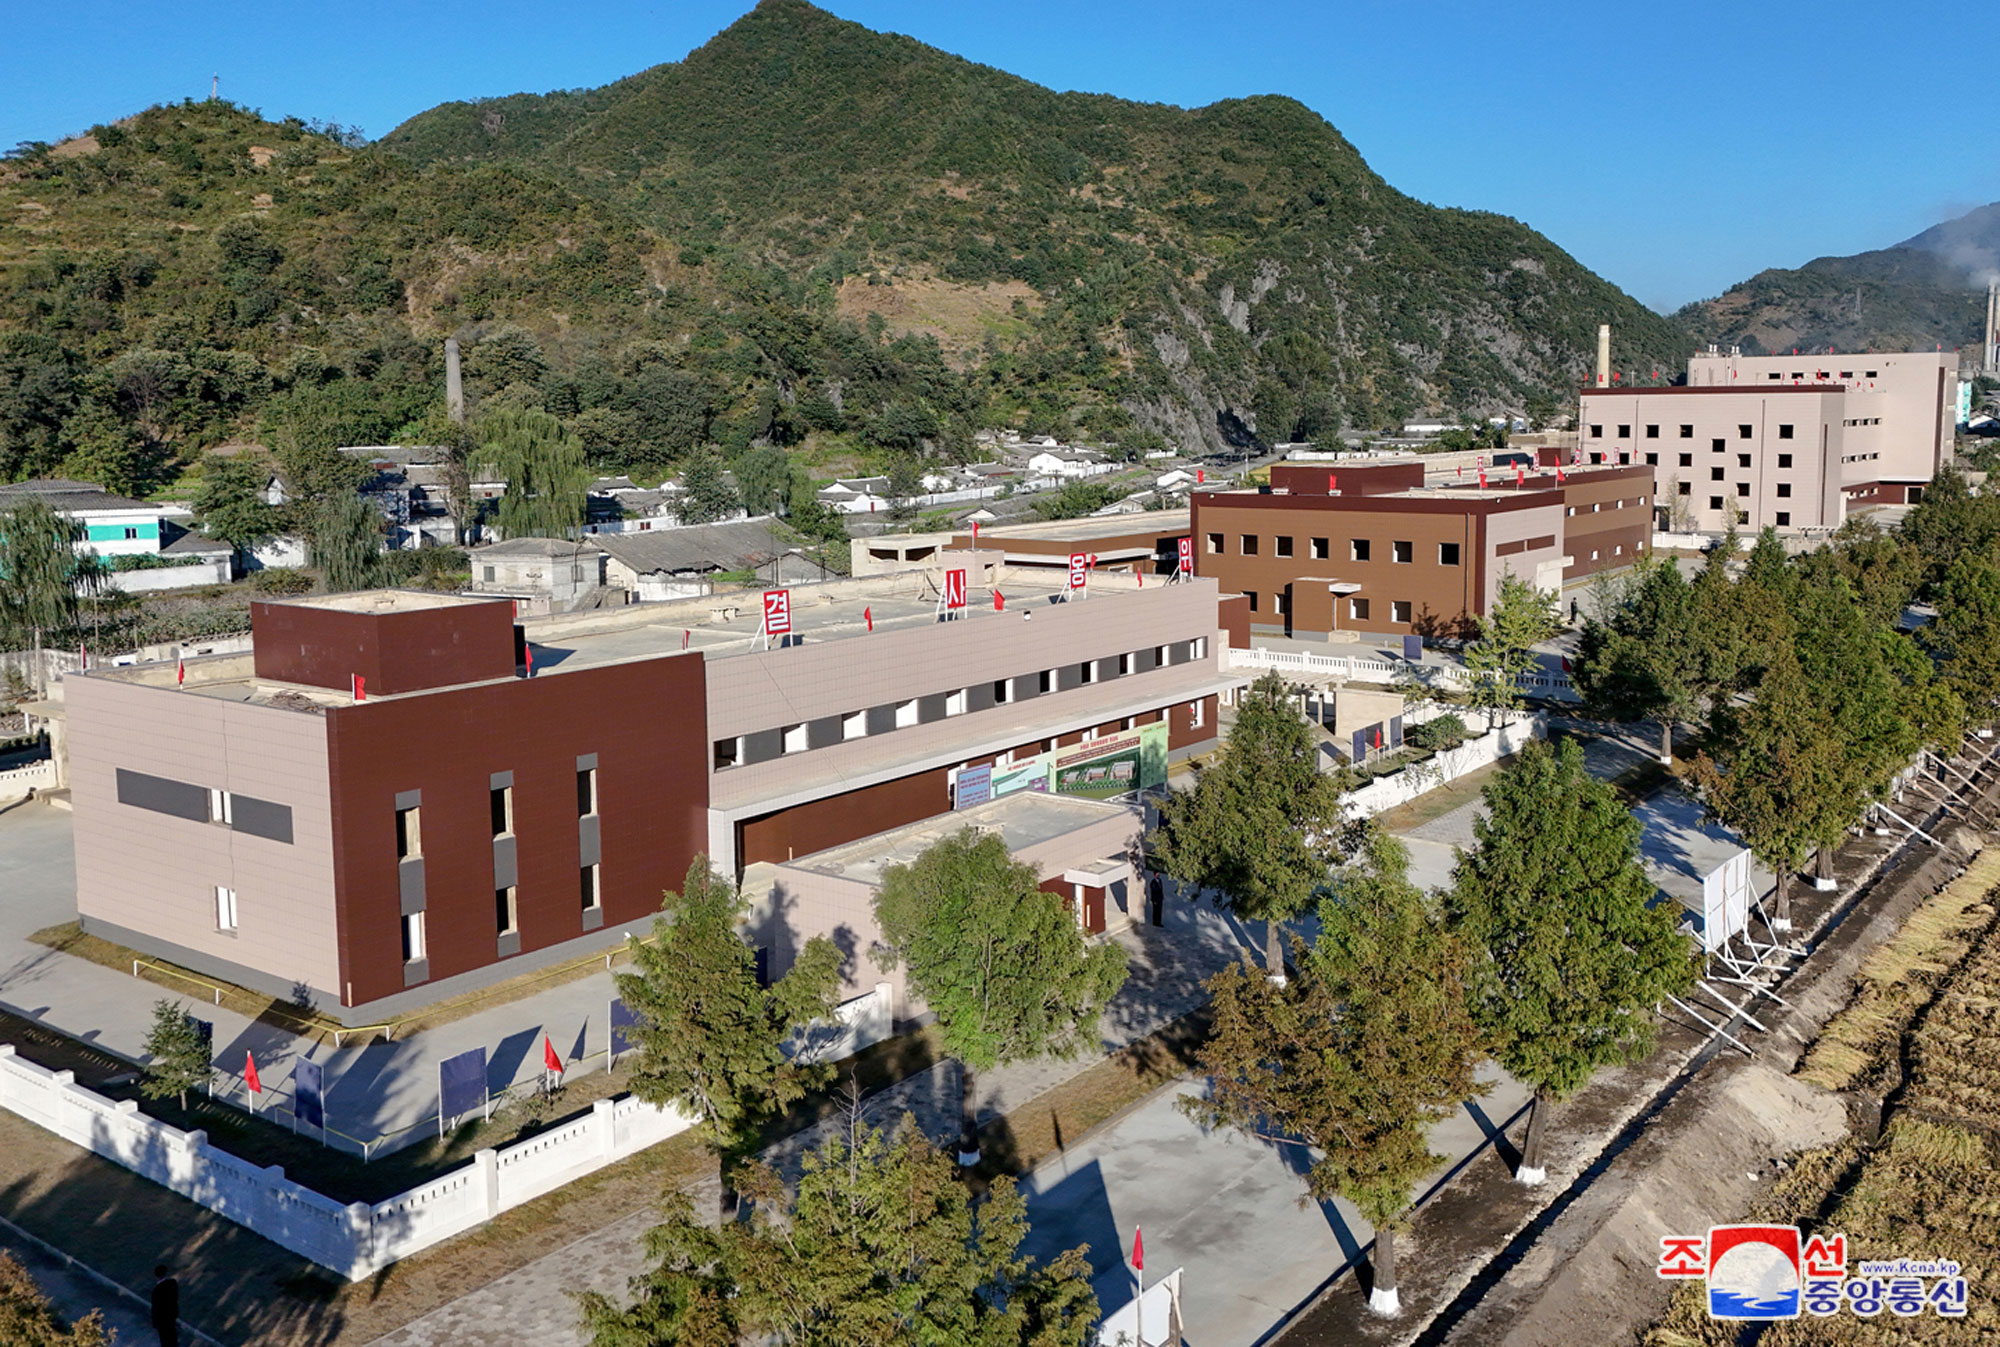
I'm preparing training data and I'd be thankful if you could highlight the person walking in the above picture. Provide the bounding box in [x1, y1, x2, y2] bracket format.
[150, 1265, 179, 1347]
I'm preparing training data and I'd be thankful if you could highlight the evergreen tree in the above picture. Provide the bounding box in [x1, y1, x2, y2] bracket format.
[191, 451, 277, 553]
[677, 446, 740, 525]
[0, 1253, 109, 1347]
[579, 1112, 1099, 1347]
[1688, 531, 1747, 702]
[479, 405, 591, 539]
[1572, 559, 1702, 764]
[139, 999, 209, 1111]
[617, 858, 842, 1164]
[1924, 554, 2000, 723]
[1148, 671, 1354, 978]
[873, 829, 1127, 1162]
[1447, 739, 1694, 1181]
[0, 499, 102, 693]
[1900, 467, 2000, 593]
[1184, 830, 1484, 1317]
[1462, 574, 1558, 729]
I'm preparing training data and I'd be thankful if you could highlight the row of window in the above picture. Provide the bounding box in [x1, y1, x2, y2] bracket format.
[115, 769, 294, 844]
[1676, 489, 1797, 527]
[1672, 479, 1793, 499]
[1563, 496, 1651, 516]
[1246, 592, 1407, 624]
[1840, 452, 1884, 463]
[1591, 423, 1799, 441]
[1209, 533, 1460, 566]
[1766, 370, 1876, 380]
[712, 638, 1209, 771]
[1841, 418, 1883, 428]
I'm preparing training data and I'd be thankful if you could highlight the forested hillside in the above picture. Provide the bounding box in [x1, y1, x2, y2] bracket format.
[3, 0, 1691, 497]
[1677, 201, 1998, 356]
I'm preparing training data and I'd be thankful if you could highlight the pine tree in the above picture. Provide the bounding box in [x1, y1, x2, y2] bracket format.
[1148, 671, 1353, 978]
[1462, 574, 1558, 729]
[579, 1111, 1099, 1347]
[677, 446, 740, 526]
[617, 858, 842, 1164]
[1184, 829, 1484, 1317]
[1924, 554, 2000, 723]
[139, 999, 209, 1111]
[1447, 739, 1694, 1182]
[0, 1253, 110, 1347]
[1572, 559, 1702, 764]
[873, 829, 1127, 1162]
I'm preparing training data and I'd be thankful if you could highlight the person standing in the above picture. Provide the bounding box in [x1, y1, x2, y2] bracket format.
[150, 1265, 179, 1347]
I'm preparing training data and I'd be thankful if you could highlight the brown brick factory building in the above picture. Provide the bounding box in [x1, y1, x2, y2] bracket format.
[1191, 460, 1651, 640]
[66, 576, 1229, 1021]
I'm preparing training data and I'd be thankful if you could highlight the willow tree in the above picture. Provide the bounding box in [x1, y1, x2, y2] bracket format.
[479, 406, 591, 539]
[0, 499, 102, 692]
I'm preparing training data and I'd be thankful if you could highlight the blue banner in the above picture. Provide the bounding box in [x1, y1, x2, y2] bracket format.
[438, 1047, 488, 1122]
[293, 1058, 324, 1130]
[954, 764, 993, 809]
[609, 999, 641, 1061]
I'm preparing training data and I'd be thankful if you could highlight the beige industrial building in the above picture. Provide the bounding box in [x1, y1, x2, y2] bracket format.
[1685, 349, 1957, 506]
[1578, 386, 1846, 534]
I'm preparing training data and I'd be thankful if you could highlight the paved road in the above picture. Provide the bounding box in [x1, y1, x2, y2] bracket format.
[0, 1224, 160, 1344]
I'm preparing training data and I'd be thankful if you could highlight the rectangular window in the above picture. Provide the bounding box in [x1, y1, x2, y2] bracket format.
[1778, 453, 1793, 468]
[1735, 482, 1751, 498]
[1776, 511, 1791, 526]
[1589, 424, 1603, 438]
[782, 722, 808, 753]
[897, 698, 920, 728]
[1709, 496, 1724, 510]
[1391, 600, 1412, 624]
[123, 527, 139, 541]
[1680, 424, 1694, 438]
[1712, 438, 1726, 453]
[207, 788, 232, 826]
[1310, 537, 1329, 560]
[1206, 532, 1224, 555]
[1679, 453, 1693, 467]
[1678, 482, 1691, 496]
[1439, 542, 1461, 566]
[1351, 539, 1371, 562]
[1190, 699, 1205, 730]
[576, 768, 596, 816]
[1275, 535, 1293, 558]
[1645, 424, 1660, 438]
[1711, 466, 1725, 481]
[1246, 591, 1260, 613]
[396, 806, 422, 859]
[714, 737, 741, 769]
[1737, 454, 1751, 469]
[843, 709, 868, 740]
[1240, 534, 1259, 556]
[496, 885, 518, 936]
[1350, 597, 1370, 620]
[482, 566, 495, 583]
[490, 785, 512, 836]
[1778, 424, 1795, 439]
[1080, 661, 1097, 686]
[945, 689, 968, 716]
[402, 911, 426, 963]
[580, 864, 600, 912]
[1274, 590, 1290, 616]
[1616, 424, 1631, 438]
[1738, 424, 1753, 439]
[1038, 670, 1054, 695]
[215, 886, 237, 932]
[1392, 540, 1413, 564]
[1645, 452, 1658, 465]
[1118, 652, 1133, 676]
[1193, 637, 1208, 659]
[992, 678, 1012, 706]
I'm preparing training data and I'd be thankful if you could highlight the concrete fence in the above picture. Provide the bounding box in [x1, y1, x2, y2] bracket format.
[0, 647, 82, 691]
[1344, 713, 1546, 818]
[0, 982, 898, 1278]
[0, 759, 55, 804]
[1226, 644, 1578, 703]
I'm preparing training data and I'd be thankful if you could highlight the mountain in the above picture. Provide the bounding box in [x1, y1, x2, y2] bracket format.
[381, 0, 1688, 440]
[1, 1, 1690, 500]
[1676, 201, 1997, 357]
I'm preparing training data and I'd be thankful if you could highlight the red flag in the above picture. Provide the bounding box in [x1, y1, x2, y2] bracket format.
[972, 519, 980, 542]
[176, 657, 185, 688]
[682, 629, 690, 651]
[1515, 464, 1525, 487]
[1375, 727, 1383, 750]
[1456, 464, 1462, 478]
[352, 673, 366, 702]
[1478, 468, 1487, 489]
[525, 644, 535, 675]
[1195, 468, 1204, 484]
[1132, 1227, 1144, 1272]
[244, 1051, 261, 1095]
[1136, 569, 1143, 588]
[1087, 553, 1099, 569]
[864, 606, 873, 632]
[1327, 472, 1337, 493]
[1555, 464, 1565, 483]
[543, 1035, 562, 1074]
[994, 589, 1005, 611]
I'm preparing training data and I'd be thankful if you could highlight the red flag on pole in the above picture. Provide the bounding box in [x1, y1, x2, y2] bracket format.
[176, 657, 186, 688]
[682, 629, 690, 651]
[1132, 1227, 1144, 1272]
[352, 674, 366, 702]
[1515, 464, 1525, 487]
[543, 1035, 562, 1074]
[1196, 467, 1204, 485]
[864, 606, 873, 632]
[1328, 472, 1337, 494]
[972, 519, 980, 542]
[245, 1051, 262, 1096]
[525, 645, 535, 676]
[1478, 468, 1487, 489]
[994, 589, 1005, 611]
[1555, 463, 1565, 484]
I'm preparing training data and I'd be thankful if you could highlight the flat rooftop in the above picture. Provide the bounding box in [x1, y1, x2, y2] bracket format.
[779, 792, 1139, 888]
[1634, 789, 1770, 912]
[956, 511, 1191, 543]
[279, 590, 499, 614]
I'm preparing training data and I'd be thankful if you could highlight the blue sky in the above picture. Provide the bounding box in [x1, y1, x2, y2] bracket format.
[7, 0, 1988, 312]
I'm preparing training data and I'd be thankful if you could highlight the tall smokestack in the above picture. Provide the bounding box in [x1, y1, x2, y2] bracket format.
[1596, 324, 1611, 387]
[445, 337, 465, 423]
[1986, 282, 1998, 375]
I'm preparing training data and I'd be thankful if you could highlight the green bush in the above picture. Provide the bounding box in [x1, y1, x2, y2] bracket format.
[1405, 713, 1469, 752]
[248, 567, 312, 596]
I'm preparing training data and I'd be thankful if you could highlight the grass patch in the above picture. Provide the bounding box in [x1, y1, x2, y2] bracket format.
[1795, 850, 2000, 1093]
